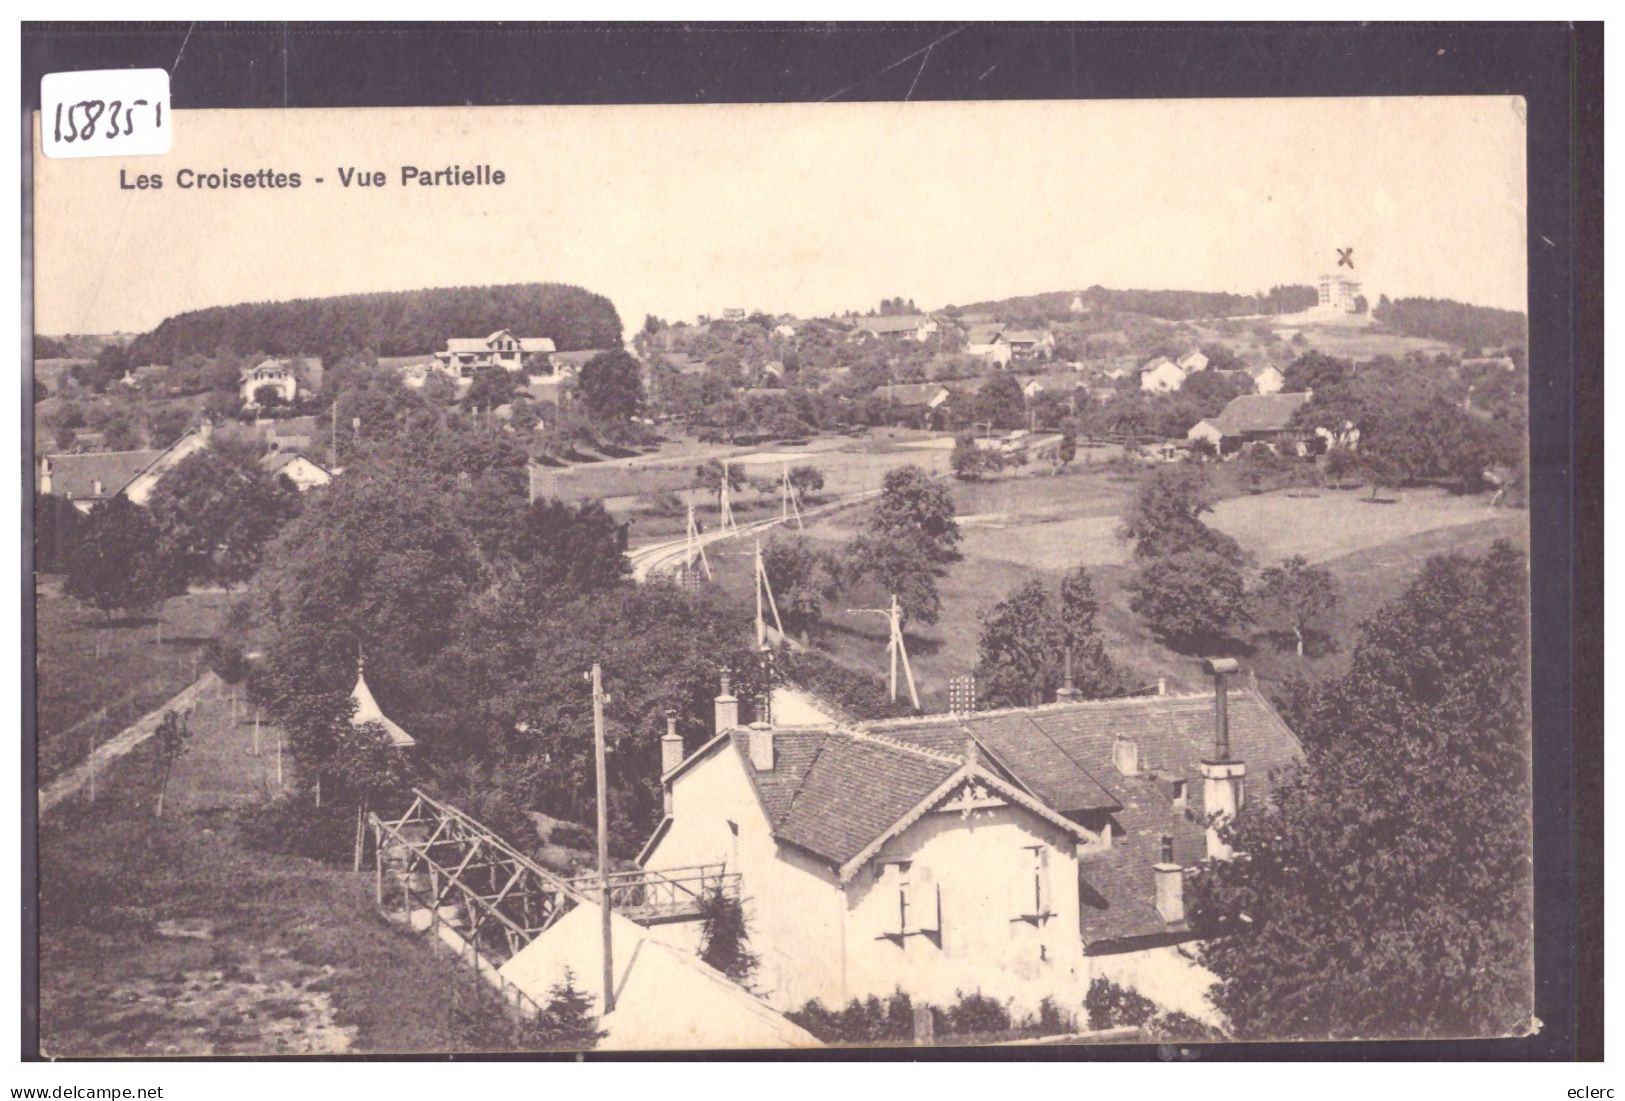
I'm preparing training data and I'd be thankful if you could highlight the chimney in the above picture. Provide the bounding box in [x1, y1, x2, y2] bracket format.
[748, 720, 774, 772]
[1154, 835, 1185, 924]
[1112, 733, 1139, 777]
[91, 478, 104, 497]
[1053, 647, 1082, 703]
[661, 710, 683, 815]
[1198, 658, 1246, 860]
[714, 672, 739, 733]
[38, 458, 52, 496]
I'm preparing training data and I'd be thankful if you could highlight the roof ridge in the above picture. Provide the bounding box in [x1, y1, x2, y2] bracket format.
[45, 447, 164, 460]
[861, 689, 1229, 730]
[842, 726, 966, 765]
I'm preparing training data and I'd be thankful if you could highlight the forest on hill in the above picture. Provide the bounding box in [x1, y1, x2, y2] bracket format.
[948, 284, 1318, 322]
[125, 283, 624, 364]
[1371, 296, 1527, 351]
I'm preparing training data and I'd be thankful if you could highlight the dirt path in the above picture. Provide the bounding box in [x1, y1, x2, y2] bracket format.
[38, 672, 219, 816]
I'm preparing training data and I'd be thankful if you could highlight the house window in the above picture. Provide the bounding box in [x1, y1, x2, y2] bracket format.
[1016, 845, 1053, 924]
[877, 860, 938, 940]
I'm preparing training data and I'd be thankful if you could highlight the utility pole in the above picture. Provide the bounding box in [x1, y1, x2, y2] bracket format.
[588, 663, 615, 1014]
[685, 502, 712, 580]
[845, 593, 920, 710]
[718, 470, 738, 535]
[753, 540, 785, 648]
[527, 463, 535, 506]
[330, 401, 338, 470]
[781, 464, 803, 529]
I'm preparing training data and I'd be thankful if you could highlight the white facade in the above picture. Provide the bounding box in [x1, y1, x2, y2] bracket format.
[240, 359, 299, 405]
[1250, 365, 1285, 395]
[1139, 358, 1187, 393]
[642, 734, 1103, 1014]
[434, 329, 557, 377]
[1316, 271, 1362, 313]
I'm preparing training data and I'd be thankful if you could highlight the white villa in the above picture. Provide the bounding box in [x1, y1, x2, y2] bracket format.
[434, 329, 558, 377]
[639, 663, 1303, 1017]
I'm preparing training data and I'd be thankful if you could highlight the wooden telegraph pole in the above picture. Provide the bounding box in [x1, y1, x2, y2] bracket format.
[588, 663, 615, 1014]
[754, 540, 785, 648]
[718, 470, 738, 535]
[845, 593, 920, 710]
[781, 464, 803, 529]
[685, 502, 712, 580]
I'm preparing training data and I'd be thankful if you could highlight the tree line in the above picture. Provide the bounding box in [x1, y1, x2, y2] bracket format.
[127, 282, 623, 364]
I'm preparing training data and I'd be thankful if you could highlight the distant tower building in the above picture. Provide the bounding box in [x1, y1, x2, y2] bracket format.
[1317, 271, 1362, 314]
[1069, 293, 1086, 314]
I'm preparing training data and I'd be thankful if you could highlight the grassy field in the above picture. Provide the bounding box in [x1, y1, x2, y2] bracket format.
[34, 582, 238, 785]
[37, 678, 514, 1056]
[709, 460, 1531, 710]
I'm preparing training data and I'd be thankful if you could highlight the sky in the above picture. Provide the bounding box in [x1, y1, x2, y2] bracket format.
[32, 96, 1528, 339]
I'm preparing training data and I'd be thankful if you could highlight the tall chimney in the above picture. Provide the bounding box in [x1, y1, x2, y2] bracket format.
[1054, 647, 1082, 703]
[661, 710, 683, 814]
[748, 720, 775, 772]
[714, 672, 739, 733]
[1198, 658, 1245, 860]
[38, 458, 52, 496]
[1154, 834, 1185, 924]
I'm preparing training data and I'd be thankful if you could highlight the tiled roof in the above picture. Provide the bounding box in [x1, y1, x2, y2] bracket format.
[965, 323, 1006, 345]
[351, 671, 415, 748]
[1139, 356, 1179, 374]
[1004, 329, 1052, 344]
[857, 315, 930, 334]
[39, 450, 162, 500]
[1210, 392, 1311, 435]
[870, 689, 1305, 948]
[725, 728, 960, 869]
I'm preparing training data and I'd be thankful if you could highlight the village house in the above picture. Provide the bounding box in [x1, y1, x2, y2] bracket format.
[1139, 356, 1189, 393]
[870, 382, 953, 429]
[1176, 350, 1209, 374]
[260, 450, 333, 492]
[239, 357, 308, 406]
[964, 324, 1012, 368]
[545, 349, 610, 379]
[1247, 363, 1286, 395]
[853, 315, 939, 342]
[37, 423, 214, 514]
[1005, 330, 1056, 361]
[1186, 391, 1313, 455]
[433, 329, 557, 377]
[638, 662, 1302, 1017]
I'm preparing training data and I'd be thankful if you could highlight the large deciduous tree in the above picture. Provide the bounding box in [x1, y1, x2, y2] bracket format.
[578, 350, 644, 425]
[1118, 466, 1244, 563]
[973, 568, 1117, 708]
[1126, 550, 1250, 653]
[63, 496, 188, 620]
[842, 465, 961, 626]
[1189, 542, 1532, 1041]
[147, 444, 303, 589]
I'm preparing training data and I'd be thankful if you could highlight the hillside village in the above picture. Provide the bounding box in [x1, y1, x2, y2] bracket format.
[32, 275, 1531, 1054]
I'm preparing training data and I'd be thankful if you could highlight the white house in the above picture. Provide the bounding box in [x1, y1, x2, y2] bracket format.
[638, 666, 1304, 1017]
[434, 329, 557, 377]
[1316, 271, 1362, 314]
[1138, 356, 1188, 393]
[965, 324, 1013, 368]
[1069, 294, 1087, 314]
[261, 450, 333, 492]
[240, 358, 300, 405]
[1248, 364, 1285, 395]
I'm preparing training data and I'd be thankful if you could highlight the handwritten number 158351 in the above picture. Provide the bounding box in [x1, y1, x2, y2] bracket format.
[53, 98, 163, 144]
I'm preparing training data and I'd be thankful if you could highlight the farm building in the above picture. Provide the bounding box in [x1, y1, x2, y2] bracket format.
[853, 315, 939, 342]
[638, 664, 1303, 1016]
[1004, 329, 1056, 360]
[1186, 391, 1313, 454]
[37, 423, 214, 514]
[1247, 363, 1286, 395]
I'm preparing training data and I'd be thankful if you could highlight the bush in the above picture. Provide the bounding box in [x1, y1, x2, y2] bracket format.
[547, 820, 594, 850]
[235, 791, 357, 865]
[940, 990, 1011, 1038]
[778, 650, 915, 721]
[1144, 1010, 1225, 1043]
[1085, 977, 1158, 1030]
[787, 991, 916, 1045]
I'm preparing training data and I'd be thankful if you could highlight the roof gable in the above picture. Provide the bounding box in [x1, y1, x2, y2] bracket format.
[40, 449, 163, 500]
[1212, 391, 1311, 434]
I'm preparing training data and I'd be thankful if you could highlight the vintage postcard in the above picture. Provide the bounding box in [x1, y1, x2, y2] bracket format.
[30, 93, 1536, 1056]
